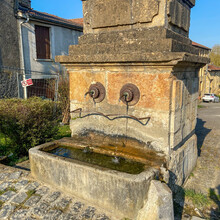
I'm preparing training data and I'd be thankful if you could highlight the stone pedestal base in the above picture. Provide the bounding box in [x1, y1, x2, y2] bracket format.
[168, 134, 198, 188]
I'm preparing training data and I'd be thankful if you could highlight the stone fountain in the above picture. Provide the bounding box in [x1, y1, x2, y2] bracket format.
[29, 0, 209, 219]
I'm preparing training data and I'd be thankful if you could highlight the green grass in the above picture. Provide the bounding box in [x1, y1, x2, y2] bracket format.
[7, 155, 29, 166]
[26, 189, 36, 198]
[197, 105, 205, 109]
[184, 189, 211, 207]
[6, 187, 17, 192]
[54, 125, 71, 140]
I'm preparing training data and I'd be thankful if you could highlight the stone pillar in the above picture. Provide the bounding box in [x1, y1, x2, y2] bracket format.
[56, 0, 209, 186]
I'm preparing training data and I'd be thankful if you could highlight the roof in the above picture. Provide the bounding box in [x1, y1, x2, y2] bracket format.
[192, 41, 211, 50]
[208, 64, 220, 71]
[18, 5, 83, 31]
[68, 18, 83, 26]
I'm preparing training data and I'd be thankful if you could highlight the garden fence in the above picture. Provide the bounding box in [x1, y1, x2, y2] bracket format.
[0, 66, 59, 100]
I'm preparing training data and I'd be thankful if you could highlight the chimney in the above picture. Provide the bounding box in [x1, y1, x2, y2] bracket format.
[18, 0, 31, 9]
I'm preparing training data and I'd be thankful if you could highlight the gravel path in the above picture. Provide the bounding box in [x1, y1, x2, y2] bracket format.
[185, 103, 220, 196]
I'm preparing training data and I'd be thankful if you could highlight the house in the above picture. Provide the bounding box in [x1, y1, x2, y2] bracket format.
[0, 0, 83, 98]
[191, 42, 219, 97]
[206, 64, 220, 95]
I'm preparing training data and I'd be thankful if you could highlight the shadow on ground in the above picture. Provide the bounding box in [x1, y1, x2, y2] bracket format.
[209, 186, 220, 219]
[195, 118, 211, 156]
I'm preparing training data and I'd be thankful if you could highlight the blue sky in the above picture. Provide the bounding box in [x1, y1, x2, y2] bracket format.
[32, 0, 220, 49]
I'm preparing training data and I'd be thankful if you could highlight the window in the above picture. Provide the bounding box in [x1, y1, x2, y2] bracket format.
[35, 25, 50, 59]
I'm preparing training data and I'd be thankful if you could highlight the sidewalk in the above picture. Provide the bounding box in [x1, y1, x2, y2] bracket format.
[0, 164, 111, 220]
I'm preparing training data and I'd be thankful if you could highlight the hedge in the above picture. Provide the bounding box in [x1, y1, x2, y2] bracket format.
[0, 97, 61, 156]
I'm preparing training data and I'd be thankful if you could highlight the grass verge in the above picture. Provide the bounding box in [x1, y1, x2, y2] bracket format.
[184, 189, 211, 207]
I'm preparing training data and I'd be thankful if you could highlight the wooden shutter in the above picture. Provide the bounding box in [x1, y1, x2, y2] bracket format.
[35, 25, 50, 59]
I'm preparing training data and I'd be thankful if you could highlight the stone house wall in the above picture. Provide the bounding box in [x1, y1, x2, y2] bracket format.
[0, 0, 21, 98]
[0, 0, 20, 68]
[207, 70, 220, 95]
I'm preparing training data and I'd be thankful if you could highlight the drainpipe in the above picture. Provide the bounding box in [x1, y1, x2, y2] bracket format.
[18, 13, 29, 99]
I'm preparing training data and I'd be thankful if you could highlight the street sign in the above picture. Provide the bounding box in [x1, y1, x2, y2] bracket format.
[21, 78, 33, 87]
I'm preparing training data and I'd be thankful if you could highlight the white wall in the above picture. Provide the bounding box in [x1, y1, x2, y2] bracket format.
[21, 20, 82, 79]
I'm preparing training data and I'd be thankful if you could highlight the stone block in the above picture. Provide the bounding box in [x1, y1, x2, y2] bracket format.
[169, 134, 197, 186]
[107, 72, 171, 110]
[0, 205, 16, 219]
[8, 171, 22, 180]
[11, 192, 28, 204]
[69, 71, 105, 102]
[84, 0, 159, 30]
[132, 0, 159, 23]
[0, 191, 16, 202]
[24, 195, 41, 207]
[170, 110, 182, 134]
[10, 209, 28, 220]
[171, 80, 183, 111]
[137, 180, 174, 220]
[167, 0, 191, 33]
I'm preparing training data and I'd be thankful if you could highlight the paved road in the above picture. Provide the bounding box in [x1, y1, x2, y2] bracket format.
[197, 102, 220, 130]
[185, 102, 220, 195]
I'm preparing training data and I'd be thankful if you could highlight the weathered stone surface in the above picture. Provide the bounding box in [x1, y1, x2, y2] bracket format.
[31, 202, 50, 217]
[0, 191, 16, 202]
[137, 180, 174, 220]
[35, 186, 49, 196]
[25, 182, 39, 191]
[191, 217, 204, 220]
[95, 214, 110, 220]
[43, 209, 62, 220]
[0, 181, 12, 191]
[0, 204, 16, 219]
[82, 0, 194, 36]
[24, 195, 41, 207]
[10, 208, 29, 220]
[8, 171, 22, 180]
[0, 0, 21, 68]
[44, 191, 61, 203]
[0, 173, 10, 181]
[12, 192, 28, 204]
[169, 134, 198, 187]
[78, 27, 191, 45]
[81, 206, 96, 219]
[54, 197, 71, 210]
[167, 0, 191, 34]
[89, 0, 159, 29]
[14, 180, 29, 190]
[29, 145, 158, 219]
[70, 201, 84, 214]
[0, 164, 112, 220]
[58, 213, 78, 220]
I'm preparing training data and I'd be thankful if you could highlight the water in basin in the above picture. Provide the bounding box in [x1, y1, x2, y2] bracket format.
[43, 145, 146, 174]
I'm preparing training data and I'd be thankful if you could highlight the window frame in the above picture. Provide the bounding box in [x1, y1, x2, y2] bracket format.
[35, 24, 51, 60]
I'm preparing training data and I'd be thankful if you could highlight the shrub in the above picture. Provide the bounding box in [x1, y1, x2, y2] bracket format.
[0, 97, 61, 156]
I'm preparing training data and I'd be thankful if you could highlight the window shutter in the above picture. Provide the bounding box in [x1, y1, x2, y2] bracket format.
[35, 25, 50, 59]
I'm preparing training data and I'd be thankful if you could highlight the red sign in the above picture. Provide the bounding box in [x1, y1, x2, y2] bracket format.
[21, 79, 33, 87]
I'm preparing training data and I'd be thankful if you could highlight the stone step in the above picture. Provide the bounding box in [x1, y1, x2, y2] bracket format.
[69, 38, 199, 56]
[78, 27, 191, 45]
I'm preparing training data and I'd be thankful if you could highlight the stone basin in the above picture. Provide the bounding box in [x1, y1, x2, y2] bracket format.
[29, 136, 164, 219]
